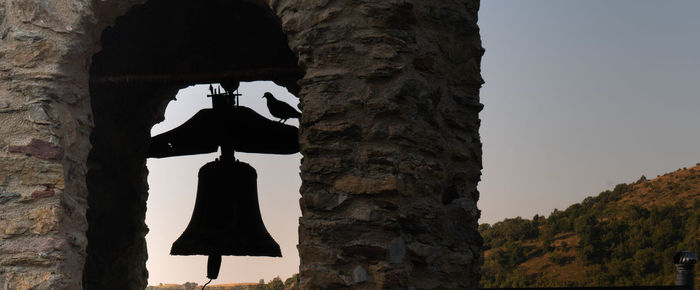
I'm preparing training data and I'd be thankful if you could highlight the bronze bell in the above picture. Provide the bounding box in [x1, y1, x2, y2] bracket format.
[171, 158, 281, 278]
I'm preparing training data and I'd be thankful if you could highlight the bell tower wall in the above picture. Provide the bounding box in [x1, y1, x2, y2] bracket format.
[277, 1, 484, 288]
[0, 0, 483, 288]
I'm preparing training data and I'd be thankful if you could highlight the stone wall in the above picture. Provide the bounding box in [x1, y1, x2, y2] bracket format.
[277, 1, 484, 288]
[0, 0, 483, 289]
[0, 0, 110, 288]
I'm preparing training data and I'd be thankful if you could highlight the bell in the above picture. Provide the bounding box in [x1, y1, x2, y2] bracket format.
[171, 158, 281, 278]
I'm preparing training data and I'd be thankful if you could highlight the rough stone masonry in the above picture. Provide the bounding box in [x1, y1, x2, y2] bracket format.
[0, 0, 484, 289]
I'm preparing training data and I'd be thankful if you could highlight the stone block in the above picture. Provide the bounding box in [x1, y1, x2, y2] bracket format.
[1, 220, 28, 236]
[388, 236, 405, 264]
[353, 265, 369, 283]
[30, 189, 54, 199]
[0, 156, 64, 190]
[0, 270, 53, 290]
[0, 192, 20, 204]
[8, 139, 63, 160]
[301, 191, 348, 211]
[342, 245, 386, 261]
[7, 39, 57, 68]
[29, 207, 58, 235]
[333, 174, 404, 195]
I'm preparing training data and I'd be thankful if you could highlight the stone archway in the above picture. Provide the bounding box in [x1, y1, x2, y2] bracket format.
[0, 0, 483, 289]
[84, 1, 302, 288]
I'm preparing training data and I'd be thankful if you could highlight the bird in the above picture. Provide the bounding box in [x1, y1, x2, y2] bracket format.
[262, 92, 301, 123]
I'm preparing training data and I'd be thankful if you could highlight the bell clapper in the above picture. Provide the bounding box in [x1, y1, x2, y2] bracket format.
[207, 254, 222, 279]
[200, 254, 221, 289]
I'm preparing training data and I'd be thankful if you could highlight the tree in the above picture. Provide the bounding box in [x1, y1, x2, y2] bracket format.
[284, 274, 299, 289]
[255, 279, 266, 290]
[636, 175, 648, 184]
[267, 276, 284, 290]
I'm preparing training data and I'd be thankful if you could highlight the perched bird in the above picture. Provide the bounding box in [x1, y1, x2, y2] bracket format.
[262, 92, 301, 123]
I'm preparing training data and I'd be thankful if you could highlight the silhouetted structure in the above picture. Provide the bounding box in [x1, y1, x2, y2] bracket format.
[148, 106, 299, 157]
[148, 85, 297, 282]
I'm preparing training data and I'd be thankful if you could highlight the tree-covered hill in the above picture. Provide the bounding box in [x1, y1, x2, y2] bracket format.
[146, 274, 298, 290]
[480, 164, 700, 288]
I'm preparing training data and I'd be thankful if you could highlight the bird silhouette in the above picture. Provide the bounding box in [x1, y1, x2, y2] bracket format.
[262, 92, 301, 123]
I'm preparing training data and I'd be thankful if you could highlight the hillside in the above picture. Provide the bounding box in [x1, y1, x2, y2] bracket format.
[146, 274, 298, 290]
[146, 282, 258, 290]
[480, 164, 700, 288]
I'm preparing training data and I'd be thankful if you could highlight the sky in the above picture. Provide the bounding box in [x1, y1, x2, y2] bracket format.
[144, 0, 700, 285]
[477, 0, 700, 223]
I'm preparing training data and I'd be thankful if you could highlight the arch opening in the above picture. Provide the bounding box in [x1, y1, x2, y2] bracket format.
[84, 0, 303, 288]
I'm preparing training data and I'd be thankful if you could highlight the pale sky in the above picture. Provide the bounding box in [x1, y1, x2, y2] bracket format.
[477, 0, 700, 223]
[145, 0, 700, 285]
